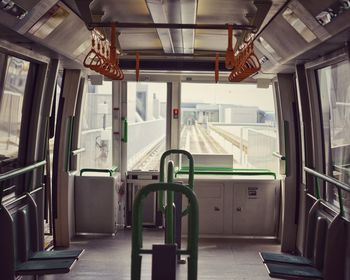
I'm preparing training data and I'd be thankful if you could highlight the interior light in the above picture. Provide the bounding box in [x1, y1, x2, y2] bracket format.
[73, 40, 91, 57]
[256, 37, 281, 61]
[28, 4, 69, 39]
[282, 8, 317, 43]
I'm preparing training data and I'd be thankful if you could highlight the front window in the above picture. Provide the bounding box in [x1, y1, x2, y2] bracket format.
[127, 82, 167, 171]
[180, 83, 278, 173]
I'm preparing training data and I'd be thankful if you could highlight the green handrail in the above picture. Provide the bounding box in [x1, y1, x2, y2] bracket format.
[80, 166, 119, 176]
[121, 117, 128, 143]
[176, 167, 276, 179]
[0, 160, 46, 207]
[131, 182, 199, 280]
[304, 166, 350, 217]
[0, 160, 46, 182]
[158, 149, 194, 213]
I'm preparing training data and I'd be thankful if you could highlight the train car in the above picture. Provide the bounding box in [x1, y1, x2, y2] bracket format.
[0, 0, 349, 279]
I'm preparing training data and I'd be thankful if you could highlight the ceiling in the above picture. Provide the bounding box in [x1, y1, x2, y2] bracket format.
[0, 0, 349, 77]
[80, 0, 286, 56]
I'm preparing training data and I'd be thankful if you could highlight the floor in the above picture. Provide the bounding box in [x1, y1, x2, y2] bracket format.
[41, 229, 280, 280]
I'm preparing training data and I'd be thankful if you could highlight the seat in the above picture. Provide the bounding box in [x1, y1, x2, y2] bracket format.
[0, 190, 80, 279]
[260, 199, 346, 280]
[24, 193, 85, 261]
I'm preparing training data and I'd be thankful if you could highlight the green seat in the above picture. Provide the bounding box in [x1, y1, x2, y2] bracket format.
[16, 259, 76, 275]
[30, 249, 85, 260]
[265, 263, 322, 279]
[260, 252, 312, 266]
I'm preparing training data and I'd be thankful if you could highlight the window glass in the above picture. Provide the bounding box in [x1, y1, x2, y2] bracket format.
[79, 80, 113, 169]
[317, 61, 350, 211]
[180, 83, 278, 172]
[127, 82, 167, 171]
[0, 56, 30, 159]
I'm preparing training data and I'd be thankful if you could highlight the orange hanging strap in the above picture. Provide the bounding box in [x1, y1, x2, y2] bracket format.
[225, 24, 235, 70]
[136, 52, 140, 82]
[110, 24, 116, 65]
[215, 53, 219, 83]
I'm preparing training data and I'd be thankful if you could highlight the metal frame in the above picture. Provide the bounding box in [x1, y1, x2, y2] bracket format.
[131, 182, 199, 280]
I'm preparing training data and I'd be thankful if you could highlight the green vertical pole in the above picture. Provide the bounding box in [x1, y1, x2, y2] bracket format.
[165, 161, 175, 244]
[131, 193, 144, 280]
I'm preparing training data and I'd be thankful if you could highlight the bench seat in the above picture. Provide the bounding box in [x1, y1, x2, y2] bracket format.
[265, 263, 322, 279]
[30, 249, 85, 260]
[16, 258, 77, 275]
[260, 252, 312, 266]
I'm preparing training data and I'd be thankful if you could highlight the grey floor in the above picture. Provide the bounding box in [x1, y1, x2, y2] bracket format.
[42, 229, 281, 280]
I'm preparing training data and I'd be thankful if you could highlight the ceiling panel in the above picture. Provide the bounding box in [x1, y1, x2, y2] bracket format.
[118, 29, 163, 50]
[90, 0, 153, 22]
[194, 30, 235, 51]
[197, 0, 255, 24]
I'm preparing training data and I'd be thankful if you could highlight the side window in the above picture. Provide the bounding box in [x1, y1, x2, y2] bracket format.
[79, 80, 113, 169]
[180, 83, 278, 173]
[316, 60, 350, 212]
[0, 56, 30, 161]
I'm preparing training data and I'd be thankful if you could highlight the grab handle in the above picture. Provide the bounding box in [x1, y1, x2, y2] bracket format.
[121, 117, 128, 143]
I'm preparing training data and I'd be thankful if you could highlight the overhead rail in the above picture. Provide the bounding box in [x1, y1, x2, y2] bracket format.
[88, 22, 257, 31]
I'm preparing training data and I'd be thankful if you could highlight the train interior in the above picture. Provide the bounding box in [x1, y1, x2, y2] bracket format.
[0, 0, 350, 279]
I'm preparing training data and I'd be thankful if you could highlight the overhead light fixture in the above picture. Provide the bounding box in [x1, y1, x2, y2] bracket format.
[282, 8, 317, 43]
[256, 37, 281, 61]
[0, 0, 27, 19]
[73, 40, 91, 57]
[28, 4, 69, 39]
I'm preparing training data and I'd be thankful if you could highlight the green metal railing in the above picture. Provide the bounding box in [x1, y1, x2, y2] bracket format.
[131, 182, 199, 280]
[176, 167, 276, 179]
[158, 149, 194, 214]
[304, 167, 350, 217]
[80, 166, 119, 176]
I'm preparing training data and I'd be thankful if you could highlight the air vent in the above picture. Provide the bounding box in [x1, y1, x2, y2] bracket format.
[282, 8, 316, 43]
[0, 0, 27, 19]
